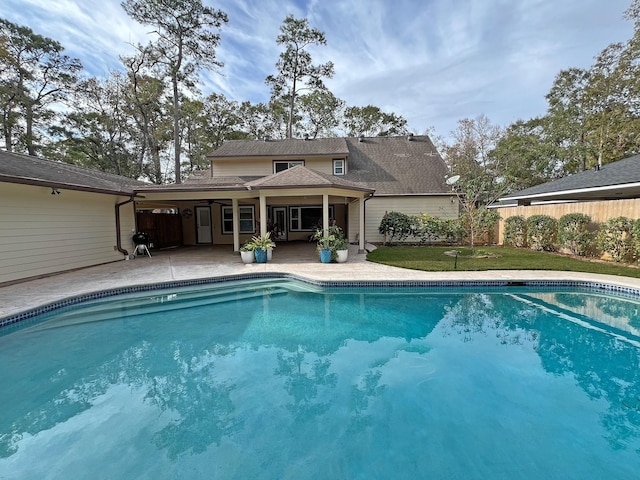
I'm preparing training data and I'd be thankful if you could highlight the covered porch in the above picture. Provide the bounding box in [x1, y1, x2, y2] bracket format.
[133, 166, 375, 255]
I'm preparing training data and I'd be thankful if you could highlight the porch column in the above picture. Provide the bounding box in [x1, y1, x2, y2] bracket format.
[359, 196, 366, 253]
[322, 193, 329, 235]
[232, 198, 240, 253]
[260, 193, 268, 237]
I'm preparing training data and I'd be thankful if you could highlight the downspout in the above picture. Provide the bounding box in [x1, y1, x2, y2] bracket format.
[116, 196, 135, 257]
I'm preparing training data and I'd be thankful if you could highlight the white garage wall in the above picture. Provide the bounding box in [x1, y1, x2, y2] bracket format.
[0, 183, 135, 284]
[355, 195, 458, 244]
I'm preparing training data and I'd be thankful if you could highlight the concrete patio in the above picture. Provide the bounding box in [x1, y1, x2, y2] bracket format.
[3, 241, 640, 321]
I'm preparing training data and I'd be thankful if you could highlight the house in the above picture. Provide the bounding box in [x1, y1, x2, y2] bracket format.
[495, 154, 640, 242]
[0, 135, 455, 284]
[0, 151, 145, 284]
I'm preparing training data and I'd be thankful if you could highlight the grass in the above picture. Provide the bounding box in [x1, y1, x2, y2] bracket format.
[366, 245, 640, 279]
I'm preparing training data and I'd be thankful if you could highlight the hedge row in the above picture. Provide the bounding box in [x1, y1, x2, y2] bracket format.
[504, 214, 640, 262]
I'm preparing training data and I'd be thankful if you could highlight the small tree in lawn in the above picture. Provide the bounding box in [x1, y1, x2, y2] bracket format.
[450, 174, 501, 251]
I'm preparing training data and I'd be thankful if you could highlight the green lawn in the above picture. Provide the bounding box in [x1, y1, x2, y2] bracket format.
[366, 245, 640, 278]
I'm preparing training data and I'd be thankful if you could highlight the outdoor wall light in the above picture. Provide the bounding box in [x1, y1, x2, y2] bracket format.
[51, 188, 61, 195]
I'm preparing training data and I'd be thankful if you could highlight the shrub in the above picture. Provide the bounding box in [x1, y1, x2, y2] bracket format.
[526, 215, 557, 251]
[503, 216, 527, 247]
[597, 216, 632, 262]
[630, 219, 640, 262]
[557, 213, 592, 256]
[415, 214, 461, 245]
[378, 211, 414, 244]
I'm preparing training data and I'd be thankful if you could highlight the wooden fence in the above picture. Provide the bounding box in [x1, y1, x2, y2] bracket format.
[495, 198, 640, 244]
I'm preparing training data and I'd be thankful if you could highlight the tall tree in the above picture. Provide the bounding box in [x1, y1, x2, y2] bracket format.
[122, 53, 171, 183]
[0, 18, 81, 155]
[298, 90, 344, 138]
[265, 15, 334, 139]
[490, 118, 560, 191]
[342, 105, 408, 137]
[122, 0, 228, 183]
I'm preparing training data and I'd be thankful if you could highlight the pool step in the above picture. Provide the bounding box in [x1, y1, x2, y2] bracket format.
[27, 285, 289, 332]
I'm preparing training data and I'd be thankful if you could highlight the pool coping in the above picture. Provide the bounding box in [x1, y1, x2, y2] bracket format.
[4, 271, 640, 331]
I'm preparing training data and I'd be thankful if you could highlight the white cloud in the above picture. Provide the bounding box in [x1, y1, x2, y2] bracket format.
[0, 0, 634, 137]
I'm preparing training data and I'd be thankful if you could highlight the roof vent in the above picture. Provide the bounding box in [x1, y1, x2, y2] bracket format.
[263, 135, 270, 142]
[407, 133, 414, 141]
[358, 134, 365, 142]
[594, 164, 600, 171]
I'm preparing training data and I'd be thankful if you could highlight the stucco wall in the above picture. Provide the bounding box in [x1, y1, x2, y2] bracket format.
[0, 182, 134, 284]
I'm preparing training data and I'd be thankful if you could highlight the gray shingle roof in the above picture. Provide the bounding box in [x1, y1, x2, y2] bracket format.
[245, 165, 374, 192]
[502, 154, 640, 201]
[343, 136, 449, 194]
[0, 150, 148, 194]
[209, 137, 349, 158]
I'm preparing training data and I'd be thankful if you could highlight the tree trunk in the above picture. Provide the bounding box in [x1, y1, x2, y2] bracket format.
[25, 102, 35, 156]
[173, 74, 181, 183]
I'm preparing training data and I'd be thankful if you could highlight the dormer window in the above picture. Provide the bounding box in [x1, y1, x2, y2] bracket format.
[333, 158, 345, 176]
[274, 160, 304, 173]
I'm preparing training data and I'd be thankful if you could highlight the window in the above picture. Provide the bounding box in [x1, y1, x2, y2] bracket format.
[274, 160, 304, 173]
[289, 206, 334, 231]
[222, 206, 255, 234]
[333, 158, 345, 175]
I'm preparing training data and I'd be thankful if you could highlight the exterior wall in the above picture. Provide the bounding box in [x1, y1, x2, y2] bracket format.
[211, 156, 340, 177]
[495, 198, 640, 244]
[0, 182, 133, 284]
[356, 195, 459, 244]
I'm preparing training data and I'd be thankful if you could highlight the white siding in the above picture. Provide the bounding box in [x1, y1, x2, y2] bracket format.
[211, 156, 337, 176]
[356, 195, 458, 244]
[0, 183, 134, 284]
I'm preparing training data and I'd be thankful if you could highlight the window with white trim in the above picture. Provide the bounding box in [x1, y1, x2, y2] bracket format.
[222, 206, 255, 234]
[273, 160, 304, 173]
[289, 206, 334, 231]
[333, 158, 345, 175]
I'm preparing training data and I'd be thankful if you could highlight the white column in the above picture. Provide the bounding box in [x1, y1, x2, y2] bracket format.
[260, 193, 268, 237]
[322, 193, 329, 236]
[359, 196, 366, 253]
[232, 198, 240, 253]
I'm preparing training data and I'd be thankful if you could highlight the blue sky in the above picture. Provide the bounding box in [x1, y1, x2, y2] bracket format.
[1, 0, 634, 137]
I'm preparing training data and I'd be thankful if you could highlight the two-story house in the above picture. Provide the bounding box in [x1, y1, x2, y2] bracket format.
[0, 135, 456, 284]
[133, 134, 457, 253]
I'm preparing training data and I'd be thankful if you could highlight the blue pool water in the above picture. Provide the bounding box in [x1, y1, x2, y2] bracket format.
[2, 279, 640, 479]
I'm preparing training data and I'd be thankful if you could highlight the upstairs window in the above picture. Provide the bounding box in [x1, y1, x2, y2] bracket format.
[333, 158, 345, 175]
[274, 160, 304, 173]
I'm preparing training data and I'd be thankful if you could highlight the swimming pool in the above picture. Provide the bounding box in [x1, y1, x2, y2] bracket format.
[1, 278, 640, 479]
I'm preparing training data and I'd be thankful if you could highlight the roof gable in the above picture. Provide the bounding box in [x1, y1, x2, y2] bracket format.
[245, 165, 373, 192]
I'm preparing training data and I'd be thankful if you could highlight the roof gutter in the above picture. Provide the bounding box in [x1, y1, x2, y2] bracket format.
[115, 196, 135, 257]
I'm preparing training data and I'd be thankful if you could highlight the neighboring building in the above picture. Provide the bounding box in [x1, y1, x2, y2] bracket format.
[0, 135, 455, 284]
[494, 154, 640, 243]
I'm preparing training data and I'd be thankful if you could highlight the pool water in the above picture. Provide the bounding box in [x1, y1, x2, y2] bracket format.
[1, 279, 640, 479]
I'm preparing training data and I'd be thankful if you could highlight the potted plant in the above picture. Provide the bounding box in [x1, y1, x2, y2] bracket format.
[240, 241, 255, 264]
[250, 233, 275, 263]
[313, 226, 348, 263]
[334, 235, 349, 263]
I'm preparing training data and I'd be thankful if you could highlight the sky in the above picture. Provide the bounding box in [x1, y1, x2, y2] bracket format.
[1, 0, 635, 137]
